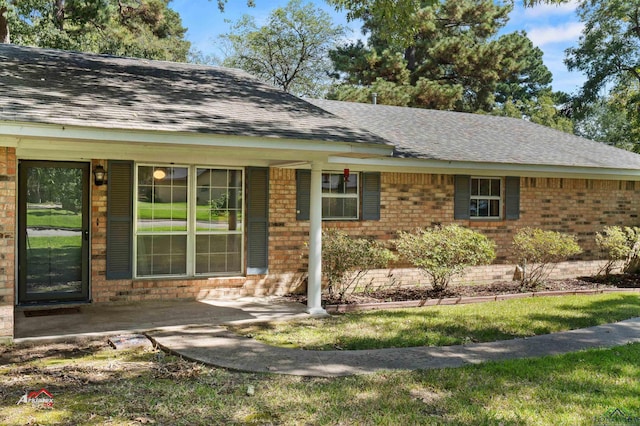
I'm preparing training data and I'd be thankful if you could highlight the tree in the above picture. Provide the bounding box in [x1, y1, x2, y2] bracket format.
[1, 0, 190, 61]
[329, 0, 555, 114]
[325, 0, 570, 44]
[220, 0, 346, 97]
[566, 1, 640, 150]
[493, 91, 574, 133]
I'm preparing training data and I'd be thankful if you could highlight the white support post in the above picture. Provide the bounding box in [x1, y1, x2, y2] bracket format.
[307, 162, 327, 316]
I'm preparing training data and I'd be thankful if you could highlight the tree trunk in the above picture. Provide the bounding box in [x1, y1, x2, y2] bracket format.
[0, 7, 10, 44]
[55, 0, 65, 31]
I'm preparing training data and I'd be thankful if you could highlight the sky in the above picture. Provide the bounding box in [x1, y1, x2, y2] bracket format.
[170, 0, 586, 95]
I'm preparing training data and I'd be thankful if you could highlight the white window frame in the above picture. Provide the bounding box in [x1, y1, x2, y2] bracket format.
[470, 176, 503, 220]
[322, 171, 359, 221]
[133, 164, 245, 279]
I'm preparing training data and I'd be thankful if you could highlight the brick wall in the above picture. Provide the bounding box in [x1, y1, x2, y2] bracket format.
[0, 148, 15, 341]
[267, 170, 640, 291]
[88, 167, 640, 303]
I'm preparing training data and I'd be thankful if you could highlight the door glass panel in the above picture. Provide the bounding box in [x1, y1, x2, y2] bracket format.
[24, 167, 84, 296]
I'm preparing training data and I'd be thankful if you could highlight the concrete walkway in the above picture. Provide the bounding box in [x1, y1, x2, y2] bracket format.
[147, 317, 640, 377]
[14, 297, 640, 378]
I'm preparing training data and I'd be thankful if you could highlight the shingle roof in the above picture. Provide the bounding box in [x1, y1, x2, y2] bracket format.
[308, 99, 640, 170]
[0, 44, 387, 145]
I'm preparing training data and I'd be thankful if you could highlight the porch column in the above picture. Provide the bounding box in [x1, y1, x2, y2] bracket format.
[307, 162, 327, 316]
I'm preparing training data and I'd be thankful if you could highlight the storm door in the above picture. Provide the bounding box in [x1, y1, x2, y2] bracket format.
[18, 161, 90, 304]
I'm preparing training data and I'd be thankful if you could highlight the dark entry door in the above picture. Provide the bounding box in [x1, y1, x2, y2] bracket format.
[18, 161, 90, 304]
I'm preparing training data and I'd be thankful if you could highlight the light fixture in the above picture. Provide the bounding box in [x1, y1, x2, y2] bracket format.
[343, 168, 350, 182]
[93, 165, 107, 186]
[153, 168, 167, 180]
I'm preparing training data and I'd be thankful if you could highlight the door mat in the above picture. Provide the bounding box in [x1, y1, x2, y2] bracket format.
[24, 307, 81, 317]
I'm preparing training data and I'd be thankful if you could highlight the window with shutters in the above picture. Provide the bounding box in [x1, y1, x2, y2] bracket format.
[134, 165, 244, 278]
[322, 171, 359, 220]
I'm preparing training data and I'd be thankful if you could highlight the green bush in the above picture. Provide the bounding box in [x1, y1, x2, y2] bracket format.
[322, 230, 396, 300]
[595, 226, 640, 275]
[513, 228, 582, 288]
[395, 224, 496, 292]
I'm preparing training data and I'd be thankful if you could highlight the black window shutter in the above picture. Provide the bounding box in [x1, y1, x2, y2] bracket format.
[296, 169, 311, 221]
[454, 175, 471, 220]
[247, 167, 269, 275]
[106, 160, 133, 279]
[362, 172, 381, 220]
[505, 176, 521, 220]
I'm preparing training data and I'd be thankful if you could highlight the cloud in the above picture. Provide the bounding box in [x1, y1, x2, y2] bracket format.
[523, 0, 580, 18]
[528, 22, 584, 47]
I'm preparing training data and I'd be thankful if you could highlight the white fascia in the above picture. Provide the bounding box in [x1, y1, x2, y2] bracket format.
[327, 156, 640, 181]
[0, 121, 394, 158]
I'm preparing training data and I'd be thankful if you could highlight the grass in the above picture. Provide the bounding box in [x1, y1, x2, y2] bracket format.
[1, 339, 639, 425]
[227, 293, 640, 350]
[27, 208, 81, 229]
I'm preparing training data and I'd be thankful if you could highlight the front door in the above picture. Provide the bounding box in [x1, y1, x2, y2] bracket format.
[18, 161, 90, 304]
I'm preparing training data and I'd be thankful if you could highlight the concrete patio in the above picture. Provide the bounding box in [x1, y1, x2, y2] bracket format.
[14, 297, 310, 343]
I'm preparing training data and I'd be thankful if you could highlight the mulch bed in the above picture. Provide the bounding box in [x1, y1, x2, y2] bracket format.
[286, 274, 640, 306]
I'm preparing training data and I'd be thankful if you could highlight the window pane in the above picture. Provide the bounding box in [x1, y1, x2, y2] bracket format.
[490, 200, 500, 217]
[195, 234, 242, 274]
[490, 179, 501, 197]
[478, 200, 489, 216]
[471, 178, 479, 196]
[479, 179, 490, 196]
[322, 198, 357, 219]
[345, 175, 358, 194]
[137, 166, 188, 232]
[196, 168, 243, 233]
[136, 235, 186, 276]
[470, 199, 478, 217]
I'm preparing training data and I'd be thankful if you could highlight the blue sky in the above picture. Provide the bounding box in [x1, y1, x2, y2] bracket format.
[171, 0, 585, 95]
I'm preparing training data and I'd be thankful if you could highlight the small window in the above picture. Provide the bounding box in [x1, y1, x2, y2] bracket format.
[322, 172, 359, 220]
[470, 177, 502, 219]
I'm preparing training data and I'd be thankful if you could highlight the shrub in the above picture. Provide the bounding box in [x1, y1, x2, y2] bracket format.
[395, 224, 496, 292]
[322, 230, 396, 300]
[595, 226, 640, 275]
[512, 228, 582, 288]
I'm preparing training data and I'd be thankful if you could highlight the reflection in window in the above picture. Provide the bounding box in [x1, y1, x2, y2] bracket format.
[134, 165, 244, 278]
[136, 166, 188, 277]
[195, 168, 243, 275]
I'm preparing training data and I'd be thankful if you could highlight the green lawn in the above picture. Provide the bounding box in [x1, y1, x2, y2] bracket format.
[1, 339, 638, 425]
[137, 202, 237, 222]
[27, 208, 81, 229]
[228, 293, 640, 350]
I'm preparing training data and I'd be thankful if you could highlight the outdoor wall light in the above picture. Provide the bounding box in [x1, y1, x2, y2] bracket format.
[93, 165, 107, 186]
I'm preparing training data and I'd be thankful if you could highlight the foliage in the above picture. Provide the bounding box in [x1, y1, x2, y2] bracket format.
[3, 0, 190, 61]
[492, 91, 574, 133]
[565, 0, 640, 151]
[220, 0, 346, 97]
[322, 229, 396, 300]
[595, 226, 640, 275]
[328, 0, 557, 116]
[395, 224, 496, 292]
[574, 90, 639, 152]
[512, 228, 582, 288]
